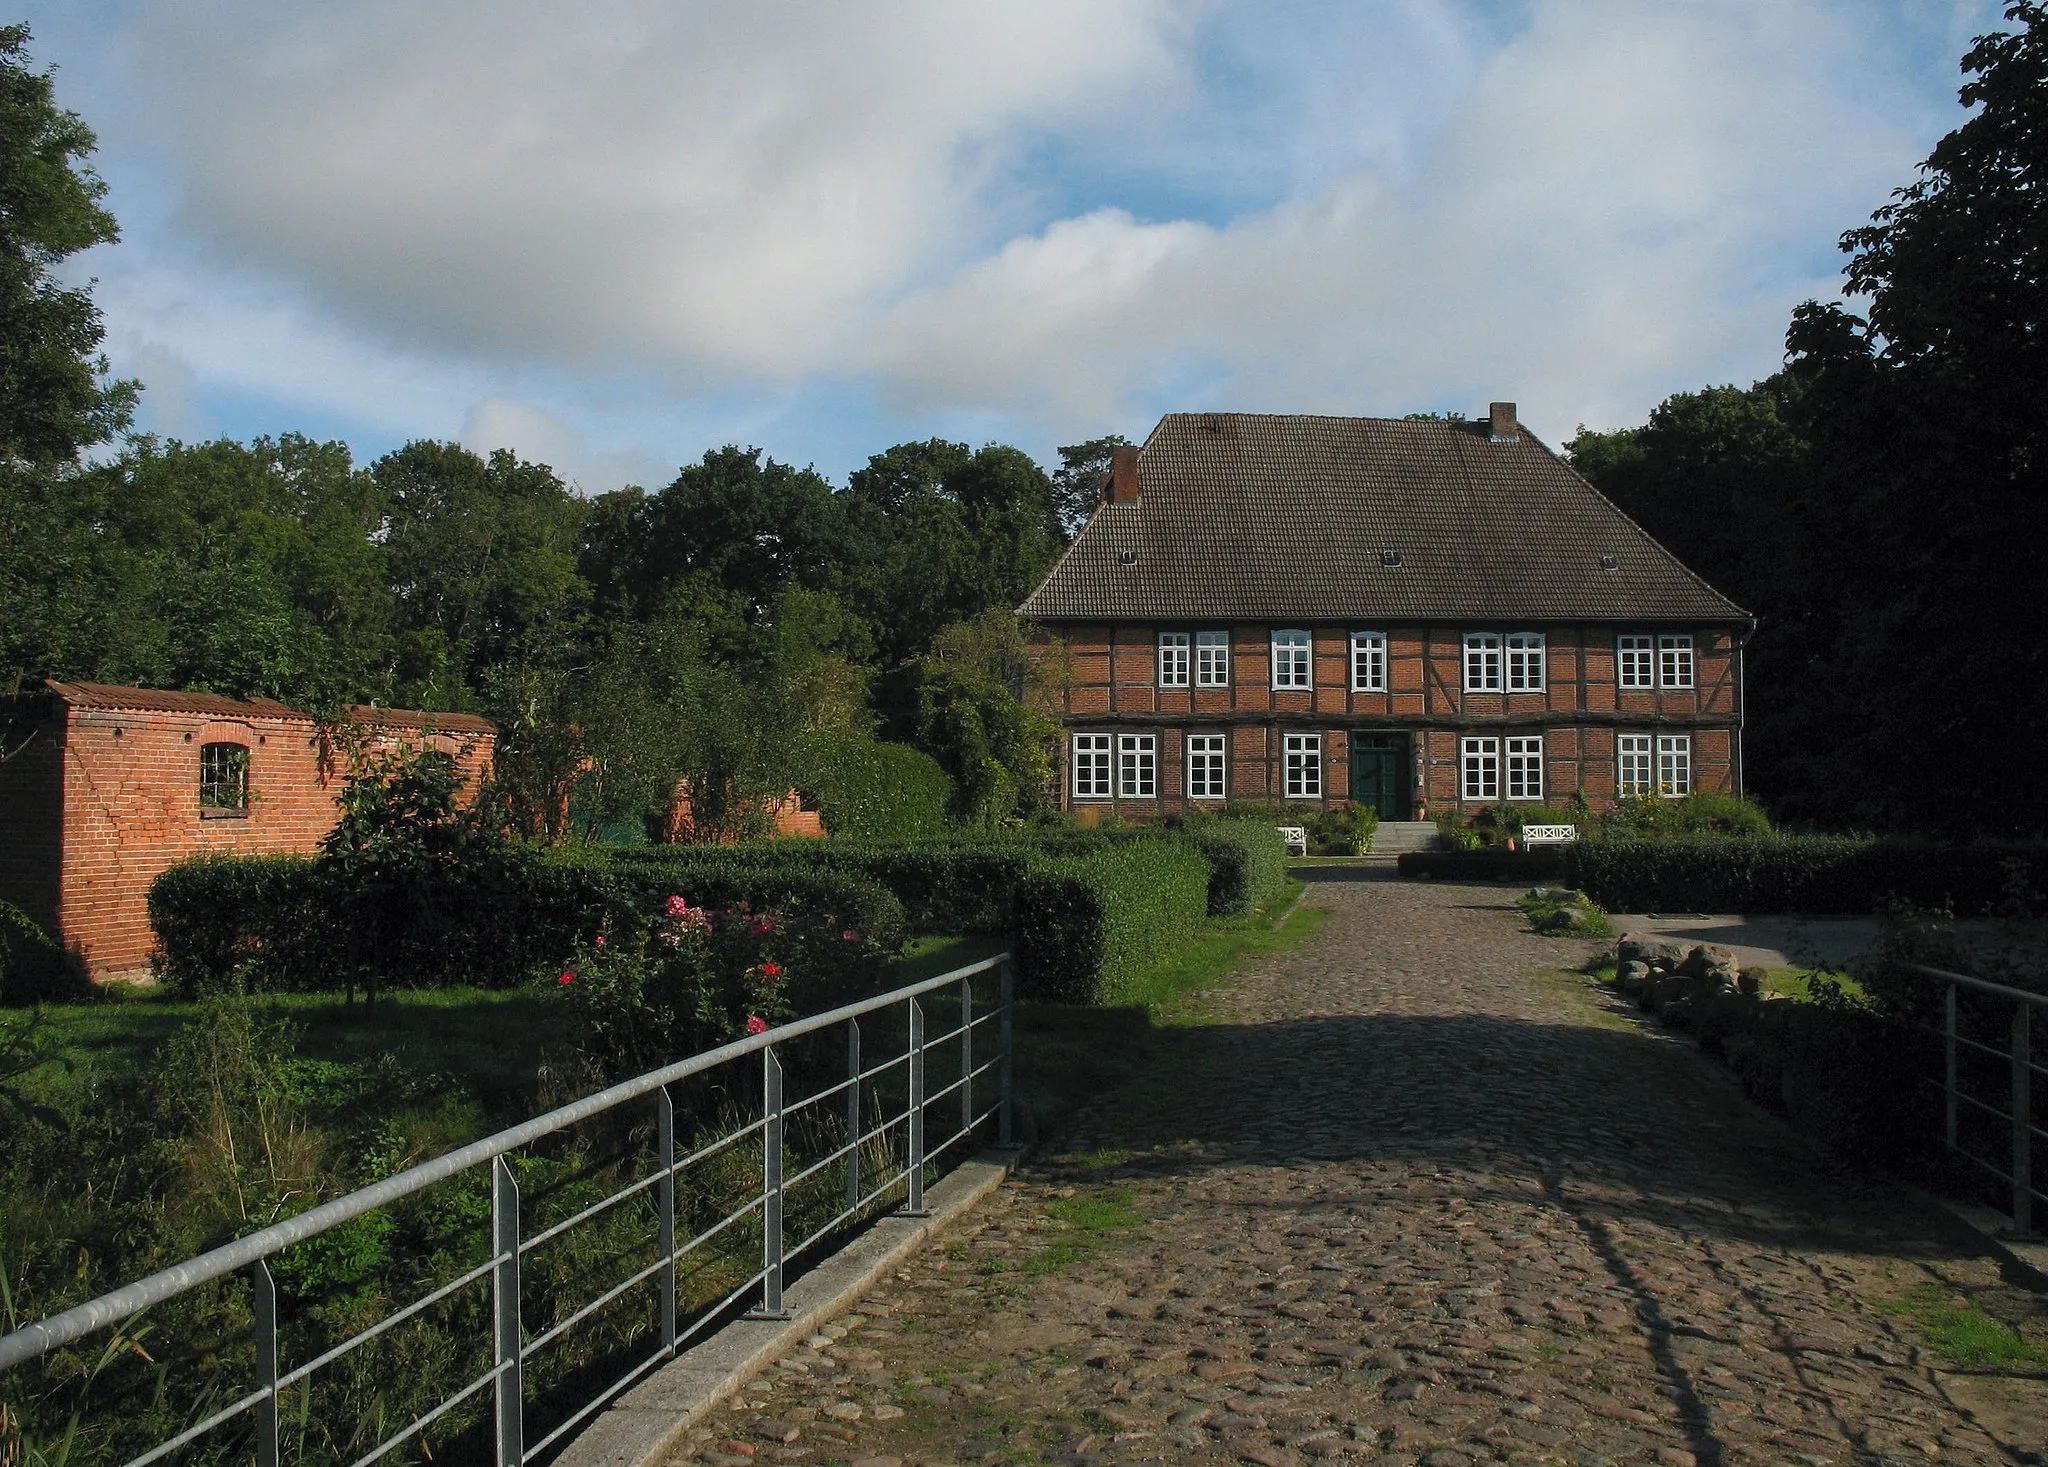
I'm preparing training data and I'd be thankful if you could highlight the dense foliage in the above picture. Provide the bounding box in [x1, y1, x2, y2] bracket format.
[1010, 840, 1213, 1005]
[1567, 3, 2048, 834]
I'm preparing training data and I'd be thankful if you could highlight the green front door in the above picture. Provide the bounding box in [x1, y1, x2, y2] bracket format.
[1349, 733, 1412, 820]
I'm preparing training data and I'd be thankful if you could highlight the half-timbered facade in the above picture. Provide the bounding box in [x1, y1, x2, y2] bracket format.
[1019, 405, 1751, 819]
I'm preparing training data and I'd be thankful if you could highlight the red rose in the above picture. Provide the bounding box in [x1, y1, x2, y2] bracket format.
[558, 971, 576, 986]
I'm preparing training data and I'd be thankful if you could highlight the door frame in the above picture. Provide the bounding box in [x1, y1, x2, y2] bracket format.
[1348, 730, 1413, 821]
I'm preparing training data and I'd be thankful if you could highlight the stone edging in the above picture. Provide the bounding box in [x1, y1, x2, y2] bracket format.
[556, 1147, 1023, 1467]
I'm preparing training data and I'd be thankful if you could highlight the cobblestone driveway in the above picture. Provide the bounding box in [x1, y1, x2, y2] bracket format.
[670, 875, 2045, 1467]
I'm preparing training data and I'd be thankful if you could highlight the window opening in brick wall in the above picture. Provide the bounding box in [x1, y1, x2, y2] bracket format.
[200, 742, 250, 814]
[1195, 630, 1230, 687]
[1463, 633, 1501, 692]
[1271, 629, 1311, 689]
[1072, 733, 1111, 800]
[1350, 631, 1386, 692]
[1117, 733, 1157, 798]
[1187, 733, 1226, 799]
[1461, 736, 1500, 801]
[1657, 734, 1692, 797]
[1658, 634, 1695, 688]
[1505, 735, 1544, 800]
[1505, 632, 1546, 692]
[1283, 732, 1322, 798]
[1617, 734, 1653, 797]
[1157, 631, 1190, 687]
[1618, 634, 1654, 689]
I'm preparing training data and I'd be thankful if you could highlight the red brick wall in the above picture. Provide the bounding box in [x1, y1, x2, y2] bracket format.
[48, 706, 491, 981]
[1039, 622, 1742, 817]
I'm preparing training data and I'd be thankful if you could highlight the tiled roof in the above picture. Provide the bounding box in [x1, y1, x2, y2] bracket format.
[45, 681, 305, 719]
[1019, 413, 1747, 623]
[41, 681, 495, 734]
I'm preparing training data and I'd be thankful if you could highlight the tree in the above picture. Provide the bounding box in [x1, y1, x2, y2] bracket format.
[0, 25, 136, 465]
[910, 611, 1061, 825]
[1050, 435, 1127, 539]
[1569, 4, 2048, 832]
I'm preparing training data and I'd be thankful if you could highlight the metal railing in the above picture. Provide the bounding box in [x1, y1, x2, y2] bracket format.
[0, 953, 1014, 1467]
[1908, 961, 2045, 1236]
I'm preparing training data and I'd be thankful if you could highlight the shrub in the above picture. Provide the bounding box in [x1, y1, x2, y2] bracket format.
[1010, 840, 1210, 1005]
[561, 890, 895, 1080]
[1180, 822, 1291, 916]
[608, 842, 1016, 936]
[1397, 849, 1571, 882]
[793, 732, 954, 841]
[1516, 888, 1612, 938]
[148, 848, 903, 998]
[1308, 802, 1379, 856]
[0, 897, 87, 1003]
[1566, 838, 2048, 915]
[1595, 791, 1773, 839]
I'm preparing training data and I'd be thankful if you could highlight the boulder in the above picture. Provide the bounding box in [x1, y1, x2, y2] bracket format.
[1679, 944, 1740, 984]
[1528, 887, 1587, 905]
[1617, 933, 1687, 971]
[1617, 959, 1651, 996]
[1659, 996, 1695, 1028]
[1736, 967, 1767, 997]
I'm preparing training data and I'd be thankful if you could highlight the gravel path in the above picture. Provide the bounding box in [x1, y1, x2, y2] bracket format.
[667, 874, 2045, 1467]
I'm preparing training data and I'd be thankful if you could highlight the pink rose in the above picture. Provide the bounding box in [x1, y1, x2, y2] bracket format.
[665, 894, 688, 918]
[745, 1015, 769, 1035]
[594, 934, 606, 948]
[842, 930, 859, 943]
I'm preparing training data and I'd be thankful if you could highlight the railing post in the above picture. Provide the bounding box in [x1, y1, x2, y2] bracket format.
[2014, 1004, 2033, 1236]
[492, 1155, 523, 1467]
[905, 998, 928, 1215]
[756, 1046, 789, 1317]
[1945, 984, 1959, 1151]
[961, 973, 974, 1141]
[253, 1259, 279, 1467]
[998, 957, 1014, 1148]
[846, 1019, 862, 1213]
[657, 1085, 676, 1353]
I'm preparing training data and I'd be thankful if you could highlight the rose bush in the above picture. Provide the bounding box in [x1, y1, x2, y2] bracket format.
[560, 890, 892, 1080]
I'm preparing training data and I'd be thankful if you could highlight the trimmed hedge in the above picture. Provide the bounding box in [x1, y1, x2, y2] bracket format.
[1010, 839, 1211, 1005]
[1396, 849, 1570, 883]
[148, 850, 903, 997]
[794, 732, 954, 841]
[1567, 838, 2048, 915]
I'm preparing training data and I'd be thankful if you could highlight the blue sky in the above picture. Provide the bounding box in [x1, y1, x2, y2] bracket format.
[22, 0, 2003, 492]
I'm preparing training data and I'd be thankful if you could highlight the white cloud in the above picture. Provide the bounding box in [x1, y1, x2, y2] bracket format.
[130, 0, 1186, 376]
[27, 0, 2003, 480]
[460, 398, 666, 494]
[862, 0, 1937, 441]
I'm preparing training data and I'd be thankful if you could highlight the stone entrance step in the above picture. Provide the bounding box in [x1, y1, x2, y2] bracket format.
[1369, 820, 1438, 855]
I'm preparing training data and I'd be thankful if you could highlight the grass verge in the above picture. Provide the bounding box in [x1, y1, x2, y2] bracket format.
[1873, 1285, 2048, 1371]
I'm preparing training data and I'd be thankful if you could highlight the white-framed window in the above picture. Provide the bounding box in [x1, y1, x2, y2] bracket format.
[1618, 635, 1654, 690]
[1463, 632, 1502, 692]
[1505, 632, 1546, 692]
[1283, 733, 1322, 798]
[1657, 734, 1692, 797]
[1461, 737, 1500, 801]
[1195, 630, 1231, 688]
[1349, 631, 1386, 692]
[1157, 631, 1190, 688]
[1271, 629, 1311, 689]
[1617, 734, 1653, 796]
[1658, 634, 1695, 689]
[1505, 736, 1544, 800]
[1117, 733, 1157, 798]
[1187, 733, 1226, 800]
[1072, 733, 1111, 800]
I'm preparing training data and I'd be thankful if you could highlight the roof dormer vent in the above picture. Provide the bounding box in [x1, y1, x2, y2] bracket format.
[1380, 549, 1404, 567]
[1489, 401, 1518, 442]
[1599, 554, 1619, 570]
[1116, 548, 1139, 566]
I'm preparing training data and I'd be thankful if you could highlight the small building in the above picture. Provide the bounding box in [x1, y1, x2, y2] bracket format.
[1018, 405, 1751, 820]
[0, 681, 495, 982]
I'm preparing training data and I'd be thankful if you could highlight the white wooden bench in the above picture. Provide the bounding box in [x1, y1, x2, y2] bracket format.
[1521, 824, 1578, 846]
[1278, 825, 1309, 857]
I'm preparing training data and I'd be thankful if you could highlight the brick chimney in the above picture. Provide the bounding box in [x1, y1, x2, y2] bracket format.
[1489, 401, 1518, 443]
[1105, 444, 1141, 503]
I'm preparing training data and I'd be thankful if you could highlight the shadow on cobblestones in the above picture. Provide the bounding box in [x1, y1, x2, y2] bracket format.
[664, 879, 2045, 1467]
